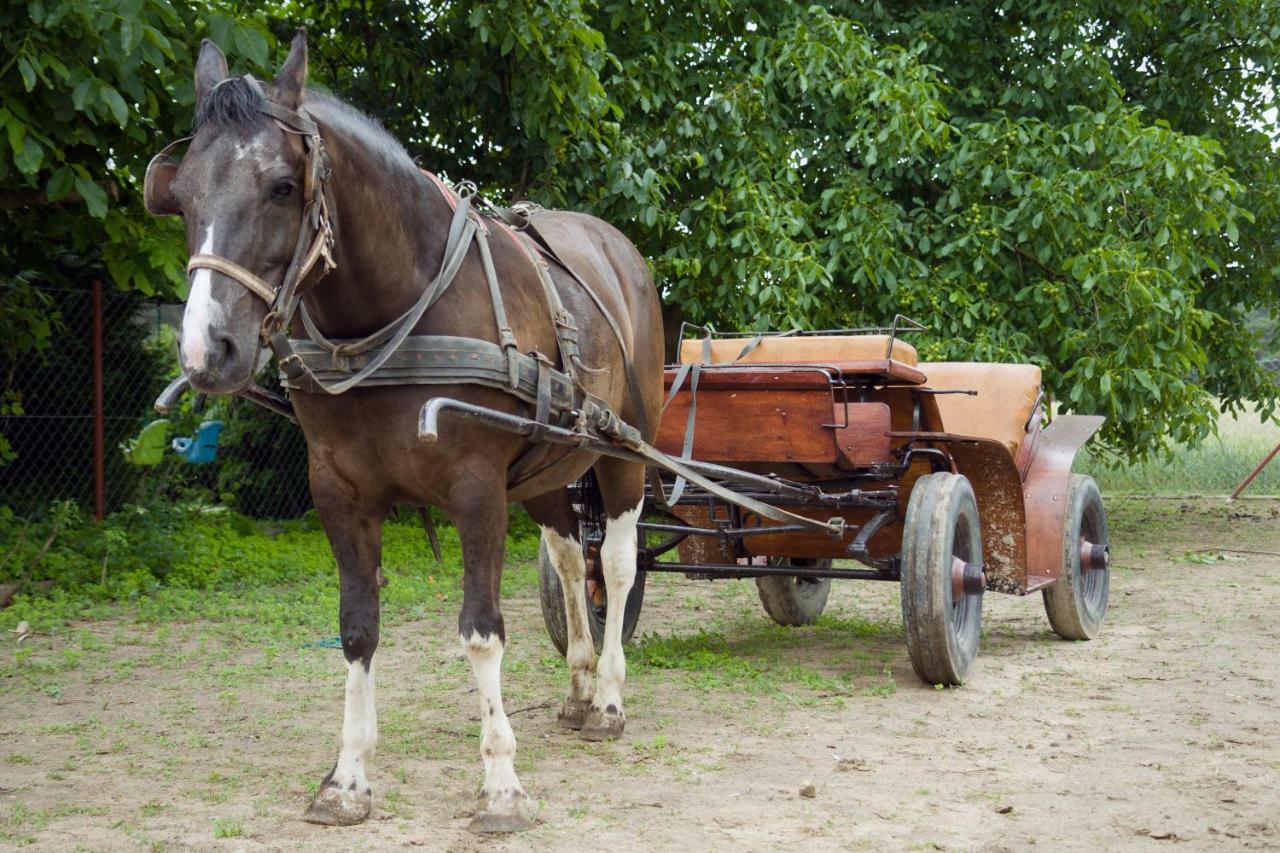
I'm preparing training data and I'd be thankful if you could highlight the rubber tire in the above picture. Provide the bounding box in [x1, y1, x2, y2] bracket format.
[1043, 474, 1110, 640]
[755, 559, 833, 626]
[900, 472, 984, 686]
[537, 535, 646, 657]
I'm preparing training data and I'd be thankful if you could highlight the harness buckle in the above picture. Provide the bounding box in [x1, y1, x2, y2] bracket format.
[260, 310, 284, 341]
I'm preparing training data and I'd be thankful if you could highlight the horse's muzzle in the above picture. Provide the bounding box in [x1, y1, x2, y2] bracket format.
[182, 331, 255, 395]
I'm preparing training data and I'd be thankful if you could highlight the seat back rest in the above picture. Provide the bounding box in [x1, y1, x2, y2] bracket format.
[679, 334, 918, 366]
[921, 362, 1042, 458]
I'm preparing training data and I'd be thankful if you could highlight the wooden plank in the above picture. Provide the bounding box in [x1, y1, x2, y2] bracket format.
[655, 388, 837, 463]
[834, 402, 892, 466]
[663, 366, 835, 392]
[662, 360, 927, 390]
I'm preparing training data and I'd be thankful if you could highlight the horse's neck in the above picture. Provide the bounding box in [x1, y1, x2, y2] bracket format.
[300, 132, 454, 338]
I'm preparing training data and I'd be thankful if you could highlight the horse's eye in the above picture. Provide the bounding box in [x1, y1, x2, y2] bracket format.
[270, 180, 295, 200]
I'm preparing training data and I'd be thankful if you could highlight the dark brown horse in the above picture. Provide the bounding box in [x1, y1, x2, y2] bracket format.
[145, 32, 663, 832]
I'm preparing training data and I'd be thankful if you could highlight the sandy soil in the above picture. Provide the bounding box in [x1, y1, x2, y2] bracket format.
[1, 497, 1277, 851]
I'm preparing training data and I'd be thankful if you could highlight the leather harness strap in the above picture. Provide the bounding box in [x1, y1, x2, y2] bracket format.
[156, 75, 659, 493]
[185, 255, 277, 304]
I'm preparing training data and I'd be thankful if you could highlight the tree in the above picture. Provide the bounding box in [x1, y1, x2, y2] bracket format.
[1, 1, 277, 295]
[5, 1, 1277, 463]
[1, 0, 275, 455]
[283, 0, 1278, 459]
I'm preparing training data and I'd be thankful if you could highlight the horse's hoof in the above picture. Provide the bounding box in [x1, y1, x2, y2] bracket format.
[468, 789, 536, 834]
[579, 705, 625, 741]
[303, 782, 372, 826]
[556, 698, 591, 731]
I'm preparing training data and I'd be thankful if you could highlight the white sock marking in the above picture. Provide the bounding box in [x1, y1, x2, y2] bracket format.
[332, 658, 377, 793]
[540, 527, 596, 703]
[460, 631, 523, 798]
[594, 502, 641, 715]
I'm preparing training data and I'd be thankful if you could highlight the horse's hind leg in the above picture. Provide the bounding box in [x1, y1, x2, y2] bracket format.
[580, 456, 643, 741]
[304, 484, 385, 826]
[525, 489, 596, 730]
[455, 485, 536, 833]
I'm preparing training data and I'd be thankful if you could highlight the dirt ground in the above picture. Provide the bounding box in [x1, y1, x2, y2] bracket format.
[2, 497, 1278, 851]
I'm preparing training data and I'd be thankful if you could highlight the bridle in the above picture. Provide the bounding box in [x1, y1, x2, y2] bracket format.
[145, 75, 337, 344]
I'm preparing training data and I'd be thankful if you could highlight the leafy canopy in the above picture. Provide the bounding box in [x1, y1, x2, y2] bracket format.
[3, 0, 1278, 460]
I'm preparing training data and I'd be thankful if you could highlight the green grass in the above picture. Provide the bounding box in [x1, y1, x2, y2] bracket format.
[0, 506, 541, 640]
[1081, 404, 1279, 495]
[630, 613, 901, 699]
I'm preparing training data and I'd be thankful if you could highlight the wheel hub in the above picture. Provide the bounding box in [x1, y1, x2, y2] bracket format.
[951, 556, 986, 599]
[1079, 539, 1109, 571]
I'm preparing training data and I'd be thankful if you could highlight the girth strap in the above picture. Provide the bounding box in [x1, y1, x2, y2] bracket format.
[281, 334, 577, 412]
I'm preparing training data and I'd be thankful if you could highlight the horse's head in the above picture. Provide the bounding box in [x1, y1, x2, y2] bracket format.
[146, 32, 315, 394]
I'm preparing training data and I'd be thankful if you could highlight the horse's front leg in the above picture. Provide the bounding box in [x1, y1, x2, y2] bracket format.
[455, 489, 536, 833]
[303, 488, 384, 826]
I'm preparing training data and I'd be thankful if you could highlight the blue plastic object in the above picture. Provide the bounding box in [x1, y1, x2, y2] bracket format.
[172, 420, 224, 464]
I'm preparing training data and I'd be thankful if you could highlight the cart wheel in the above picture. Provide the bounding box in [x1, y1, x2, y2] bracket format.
[756, 559, 832, 626]
[537, 535, 646, 657]
[1042, 474, 1110, 640]
[900, 472, 984, 685]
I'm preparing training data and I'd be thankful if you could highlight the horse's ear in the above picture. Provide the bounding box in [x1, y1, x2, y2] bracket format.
[273, 29, 307, 110]
[144, 157, 181, 217]
[194, 39, 229, 106]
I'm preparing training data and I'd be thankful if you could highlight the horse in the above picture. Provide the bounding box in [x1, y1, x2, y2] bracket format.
[144, 31, 664, 833]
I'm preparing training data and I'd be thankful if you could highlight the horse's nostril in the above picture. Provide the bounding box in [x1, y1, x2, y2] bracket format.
[212, 332, 236, 367]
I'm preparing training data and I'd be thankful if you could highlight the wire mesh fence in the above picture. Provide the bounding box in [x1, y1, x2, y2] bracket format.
[0, 284, 310, 520]
[3, 285, 1278, 523]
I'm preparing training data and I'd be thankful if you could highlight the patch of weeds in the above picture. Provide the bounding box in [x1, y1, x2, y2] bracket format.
[864, 668, 897, 698]
[5, 754, 32, 765]
[212, 817, 242, 838]
[1181, 550, 1246, 565]
[140, 802, 167, 818]
[630, 611, 899, 700]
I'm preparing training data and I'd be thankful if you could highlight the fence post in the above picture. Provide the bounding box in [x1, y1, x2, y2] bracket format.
[92, 278, 105, 521]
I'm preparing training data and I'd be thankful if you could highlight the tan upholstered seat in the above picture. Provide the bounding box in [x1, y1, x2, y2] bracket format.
[921, 362, 1042, 458]
[679, 334, 918, 367]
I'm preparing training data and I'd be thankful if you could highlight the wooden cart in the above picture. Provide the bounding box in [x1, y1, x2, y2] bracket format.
[537, 325, 1110, 685]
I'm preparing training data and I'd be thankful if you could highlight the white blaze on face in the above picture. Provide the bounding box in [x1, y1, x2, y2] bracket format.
[181, 223, 220, 372]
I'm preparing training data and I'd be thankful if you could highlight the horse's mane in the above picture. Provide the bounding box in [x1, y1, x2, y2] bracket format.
[194, 77, 267, 130]
[193, 78, 418, 177]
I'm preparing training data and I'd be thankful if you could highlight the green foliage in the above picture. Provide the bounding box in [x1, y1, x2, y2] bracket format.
[0, 1, 277, 465]
[1082, 404, 1280, 495]
[285, 0, 1277, 459]
[0, 0, 275, 296]
[0, 497, 543, 633]
[4, 1, 1277, 465]
[210, 367, 310, 519]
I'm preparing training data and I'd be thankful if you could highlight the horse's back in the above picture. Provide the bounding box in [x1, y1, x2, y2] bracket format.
[526, 209, 665, 435]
